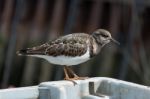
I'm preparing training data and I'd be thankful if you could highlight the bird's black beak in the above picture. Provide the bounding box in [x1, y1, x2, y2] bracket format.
[110, 38, 120, 45]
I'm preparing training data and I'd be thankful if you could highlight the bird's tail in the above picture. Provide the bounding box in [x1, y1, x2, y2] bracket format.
[16, 48, 36, 56]
[17, 44, 49, 56]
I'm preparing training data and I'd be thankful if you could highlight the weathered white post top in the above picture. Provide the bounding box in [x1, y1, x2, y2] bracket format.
[0, 77, 150, 99]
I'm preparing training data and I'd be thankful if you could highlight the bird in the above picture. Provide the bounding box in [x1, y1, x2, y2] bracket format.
[17, 29, 119, 83]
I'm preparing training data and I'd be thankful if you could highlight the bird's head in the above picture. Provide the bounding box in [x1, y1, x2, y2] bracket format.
[92, 29, 119, 46]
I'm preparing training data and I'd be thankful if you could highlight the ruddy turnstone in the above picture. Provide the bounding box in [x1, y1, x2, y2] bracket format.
[17, 29, 119, 83]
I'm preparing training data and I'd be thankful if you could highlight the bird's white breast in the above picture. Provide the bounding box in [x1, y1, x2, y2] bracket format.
[32, 47, 90, 66]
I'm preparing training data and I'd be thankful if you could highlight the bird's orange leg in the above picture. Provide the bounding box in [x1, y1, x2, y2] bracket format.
[63, 66, 77, 85]
[63, 66, 70, 80]
[64, 66, 88, 80]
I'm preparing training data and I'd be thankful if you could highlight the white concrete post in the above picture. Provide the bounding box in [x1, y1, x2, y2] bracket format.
[0, 77, 150, 99]
[39, 77, 150, 99]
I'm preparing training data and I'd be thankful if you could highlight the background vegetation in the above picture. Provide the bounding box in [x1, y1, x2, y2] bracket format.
[0, 0, 150, 88]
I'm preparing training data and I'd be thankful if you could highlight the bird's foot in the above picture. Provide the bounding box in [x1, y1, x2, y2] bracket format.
[72, 76, 89, 80]
[64, 76, 89, 85]
[64, 77, 77, 85]
[64, 76, 89, 80]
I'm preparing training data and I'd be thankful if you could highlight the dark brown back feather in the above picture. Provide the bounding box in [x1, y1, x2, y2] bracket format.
[46, 33, 89, 56]
[18, 33, 90, 57]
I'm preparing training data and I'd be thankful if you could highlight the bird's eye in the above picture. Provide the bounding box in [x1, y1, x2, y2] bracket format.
[101, 34, 109, 37]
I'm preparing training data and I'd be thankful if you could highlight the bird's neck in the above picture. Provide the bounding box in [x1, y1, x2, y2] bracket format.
[89, 36, 103, 57]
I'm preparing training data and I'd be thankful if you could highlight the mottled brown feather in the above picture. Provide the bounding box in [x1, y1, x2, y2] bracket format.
[46, 33, 90, 56]
[24, 43, 50, 55]
[22, 33, 91, 57]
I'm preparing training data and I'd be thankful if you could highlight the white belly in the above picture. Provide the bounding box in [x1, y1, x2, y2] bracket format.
[32, 48, 90, 66]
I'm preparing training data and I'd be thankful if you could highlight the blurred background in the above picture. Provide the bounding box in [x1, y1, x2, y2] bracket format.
[0, 0, 150, 89]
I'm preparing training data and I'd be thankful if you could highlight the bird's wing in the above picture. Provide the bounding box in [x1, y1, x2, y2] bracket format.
[17, 33, 90, 57]
[46, 33, 89, 56]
